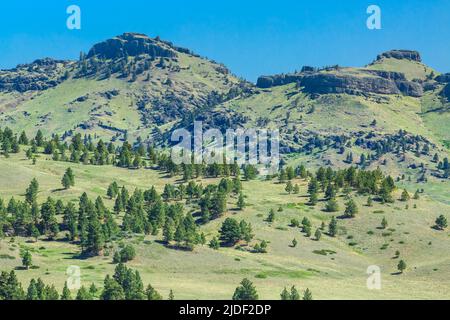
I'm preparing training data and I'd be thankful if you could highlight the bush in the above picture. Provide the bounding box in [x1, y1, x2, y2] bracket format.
[113, 245, 136, 263]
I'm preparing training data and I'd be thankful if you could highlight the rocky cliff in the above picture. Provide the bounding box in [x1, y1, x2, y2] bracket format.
[376, 49, 422, 62]
[87, 33, 180, 60]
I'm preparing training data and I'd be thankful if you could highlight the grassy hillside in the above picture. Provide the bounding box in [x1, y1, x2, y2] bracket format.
[0, 150, 449, 299]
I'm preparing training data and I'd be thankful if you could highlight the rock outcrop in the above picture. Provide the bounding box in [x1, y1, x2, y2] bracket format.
[0, 58, 71, 92]
[257, 71, 423, 97]
[376, 50, 422, 62]
[256, 74, 303, 88]
[436, 73, 450, 83]
[441, 83, 450, 100]
[87, 33, 178, 60]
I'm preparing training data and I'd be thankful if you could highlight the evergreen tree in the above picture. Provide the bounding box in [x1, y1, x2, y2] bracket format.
[25, 178, 39, 204]
[344, 199, 358, 218]
[400, 189, 410, 202]
[285, 181, 293, 194]
[26, 279, 39, 300]
[397, 260, 407, 274]
[237, 193, 246, 210]
[60, 282, 72, 300]
[146, 285, 163, 300]
[267, 209, 275, 223]
[76, 286, 92, 300]
[101, 275, 125, 300]
[62, 168, 75, 189]
[280, 287, 290, 300]
[290, 286, 300, 300]
[325, 198, 339, 212]
[303, 288, 313, 300]
[435, 215, 448, 230]
[328, 216, 338, 237]
[315, 229, 322, 241]
[232, 278, 258, 300]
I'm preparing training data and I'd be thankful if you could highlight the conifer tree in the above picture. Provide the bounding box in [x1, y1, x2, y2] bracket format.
[61, 282, 72, 300]
[328, 216, 338, 237]
[232, 278, 258, 300]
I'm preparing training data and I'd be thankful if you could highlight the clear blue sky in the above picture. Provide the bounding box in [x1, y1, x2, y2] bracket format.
[0, 0, 449, 81]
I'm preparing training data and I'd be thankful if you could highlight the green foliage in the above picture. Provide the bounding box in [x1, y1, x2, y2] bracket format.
[233, 278, 258, 300]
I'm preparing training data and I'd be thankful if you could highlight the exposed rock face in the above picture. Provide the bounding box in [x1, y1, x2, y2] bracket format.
[256, 74, 303, 88]
[436, 73, 450, 83]
[257, 71, 423, 97]
[87, 33, 178, 60]
[365, 70, 406, 81]
[377, 50, 422, 62]
[300, 73, 401, 96]
[441, 83, 450, 100]
[0, 58, 71, 92]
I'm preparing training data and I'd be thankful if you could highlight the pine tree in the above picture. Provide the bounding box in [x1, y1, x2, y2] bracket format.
[60, 282, 72, 300]
[397, 260, 407, 274]
[344, 199, 358, 218]
[290, 286, 300, 300]
[285, 181, 293, 194]
[101, 275, 125, 300]
[26, 279, 39, 300]
[267, 209, 275, 223]
[237, 193, 246, 210]
[325, 198, 339, 212]
[76, 286, 92, 300]
[146, 285, 163, 300]
[435, 215, 448, 230]
[328, 216, 338, 237]
[25, 178, 39, 204]
[309, 192, 318, 206]
[163, 218, 175, 244]
[280, 287, 290, 300]
[303, 288, 313, 300]
[61, 168, 75, 189]
[315, 229, 322, 241]
[400, 189, 410, 202]
[232, 278, 258, 300]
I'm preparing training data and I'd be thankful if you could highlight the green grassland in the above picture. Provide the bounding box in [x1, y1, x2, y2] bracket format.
[365, 58, 438, 81]
[1, 151, 449, 300]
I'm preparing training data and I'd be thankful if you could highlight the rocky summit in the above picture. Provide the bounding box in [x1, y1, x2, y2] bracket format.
[87, 32, 190, 60]
[376, 49, 422, 62]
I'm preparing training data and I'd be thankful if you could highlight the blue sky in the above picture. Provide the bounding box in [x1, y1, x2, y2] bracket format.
[0, 0, 449, 81]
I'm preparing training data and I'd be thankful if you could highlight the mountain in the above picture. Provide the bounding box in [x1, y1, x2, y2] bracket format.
[0, 33, 245, 143]
[0, 34, 449, 179]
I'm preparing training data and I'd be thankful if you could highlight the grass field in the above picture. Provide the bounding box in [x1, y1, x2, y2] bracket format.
[1, 151, 449, 300]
